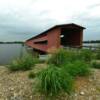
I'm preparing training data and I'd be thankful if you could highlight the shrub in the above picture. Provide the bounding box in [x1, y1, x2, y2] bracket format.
[92, 61, 100, 69]
[79, 49, 93, 62]
[8, 54, 38, 71]
[29, 71, 36, 78]
[47, 49, 67, 66]
[37, 65, 74, 96]
[62, 61, 91, 77]
[47, 48, 79, 66]
[96, 50, 100, 60]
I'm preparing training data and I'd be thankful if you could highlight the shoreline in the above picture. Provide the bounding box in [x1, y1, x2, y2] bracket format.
[0, 65, 100, 100]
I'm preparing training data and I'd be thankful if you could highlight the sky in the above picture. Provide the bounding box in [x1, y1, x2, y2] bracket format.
[0, 0, 100, 42]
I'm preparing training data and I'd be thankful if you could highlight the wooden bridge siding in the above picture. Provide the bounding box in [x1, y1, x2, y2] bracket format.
[25, 39, 47, 52]
[25, 24, 85, 53]
[47, 27, 61, 51]
[32, 34, 47, 42]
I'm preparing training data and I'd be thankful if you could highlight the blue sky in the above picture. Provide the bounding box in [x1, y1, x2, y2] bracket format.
[0, 0, 100, 41]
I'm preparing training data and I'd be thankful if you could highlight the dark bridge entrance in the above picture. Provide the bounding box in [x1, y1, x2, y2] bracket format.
[61, 27, 83, 48]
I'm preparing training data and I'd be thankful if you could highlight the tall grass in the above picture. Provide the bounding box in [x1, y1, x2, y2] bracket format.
[47, 48, 91, 77]
[91, 61, 100, 69]
[79, 49, 93, 62]
[62, 60, 91, 77]
[37, 64, 74, 96]
[8, 54, 39, 71]
[96, 49, 100, 60]
[47, 49, 67, 66]
[34, 48, 92, 97]
[47, 48, 93, 66]
[29, 71, 36, 78]
[47, 48, 79, 66]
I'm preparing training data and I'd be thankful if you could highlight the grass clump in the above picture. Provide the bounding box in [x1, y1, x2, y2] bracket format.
[63, 61, 91, 77]
[47, 49, 68, 66]
[33, 48, 92, 97]
[37, 64, 74, 96]
[92, 61, 100, 69]
[29, 71, 36, 78]
[79, 49, 93, 62]
[8, 54, 38, 71]
[47, 48, 78, 66]
[47, 48, 91, 77]
[96, 50, 100, 60]
[47, 48, 94, 67]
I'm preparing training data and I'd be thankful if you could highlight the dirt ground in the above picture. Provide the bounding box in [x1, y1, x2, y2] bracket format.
[0, 64, 100, 100]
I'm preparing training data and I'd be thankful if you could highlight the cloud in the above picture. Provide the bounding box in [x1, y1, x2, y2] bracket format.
[0, 0, 100, 41]
[88, 3, 100, 9]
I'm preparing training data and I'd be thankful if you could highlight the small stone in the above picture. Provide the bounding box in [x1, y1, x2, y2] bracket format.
[89, 79, 92, 82]
[13, 93, 18, 97]
[74, 93, 78, 96]
[89, 96, 93, 100]
[30, 96, 32, 99]
[80, 91, 85, 95]
[10, 87, 14, 91]
[91, 88, 95, 91]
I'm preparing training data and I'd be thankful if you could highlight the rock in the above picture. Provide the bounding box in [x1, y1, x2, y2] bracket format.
[91, 88, 95, 91]
[80, 91, 85, 95]
[30, 95, 32, 99]
[89, 79, 93, 82]
[10, 93, 23, 100]
[74, 93, 78, 96]
[14, 93, 18, 97]
[9, 87, 14, 91]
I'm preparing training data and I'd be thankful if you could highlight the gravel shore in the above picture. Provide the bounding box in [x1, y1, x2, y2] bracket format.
[0, 65, 100, 100]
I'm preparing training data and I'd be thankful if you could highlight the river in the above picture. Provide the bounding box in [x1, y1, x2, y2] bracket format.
[0, 43, 29, 65]
[0, 43, 100, 65]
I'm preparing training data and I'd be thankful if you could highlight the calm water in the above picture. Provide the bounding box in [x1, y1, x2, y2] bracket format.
[0, 43, 29, 65]
[83, 43, 100, 47]
[0, 43, 100, 65]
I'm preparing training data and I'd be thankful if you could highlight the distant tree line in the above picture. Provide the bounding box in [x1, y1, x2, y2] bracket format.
[0, 41, 24, 44]
[83, 40, 100, 43]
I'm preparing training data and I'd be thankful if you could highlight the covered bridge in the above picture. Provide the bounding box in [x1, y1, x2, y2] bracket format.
[25, 23, 85, 53]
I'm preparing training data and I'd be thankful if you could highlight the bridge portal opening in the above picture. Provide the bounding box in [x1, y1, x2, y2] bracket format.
[60, 28, 82, 47]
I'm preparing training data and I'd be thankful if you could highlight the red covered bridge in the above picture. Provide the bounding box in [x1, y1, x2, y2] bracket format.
[25, 23, 85, 53]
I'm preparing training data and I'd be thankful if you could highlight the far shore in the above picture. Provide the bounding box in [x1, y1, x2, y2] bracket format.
[0, 41, 24, 44]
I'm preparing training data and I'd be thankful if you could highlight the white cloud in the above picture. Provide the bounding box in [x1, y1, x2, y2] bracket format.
[0, 0, 100, 41]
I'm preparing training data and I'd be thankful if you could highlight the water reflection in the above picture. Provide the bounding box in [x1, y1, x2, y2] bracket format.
[0, 43, 29, 65]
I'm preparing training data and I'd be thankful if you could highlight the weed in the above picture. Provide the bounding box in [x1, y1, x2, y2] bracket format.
[37, 64, 74, 96]
[8, 54, 38, 71]
[62, 60, 91, 77]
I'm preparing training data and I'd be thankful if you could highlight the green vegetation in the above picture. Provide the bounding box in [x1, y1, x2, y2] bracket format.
[37, 65, 74, 96]
[41, 48, 91, 96]
[47, 48, 93, 66]
[8, 54, 39, 71]
[29, 48, 92, 98]
[62, 61, 90, 77]
[29, 71, 36, 78]
[79, 49, 93, 62]
[92, 61, 100, 69]
[47, 49, 68, 66]
[96, 49, 100, 60]
[47, 48, 79, 67]
[36, 47, 92, 97]
[7, 47, 96, 98]
[91, 45, 100, 69]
